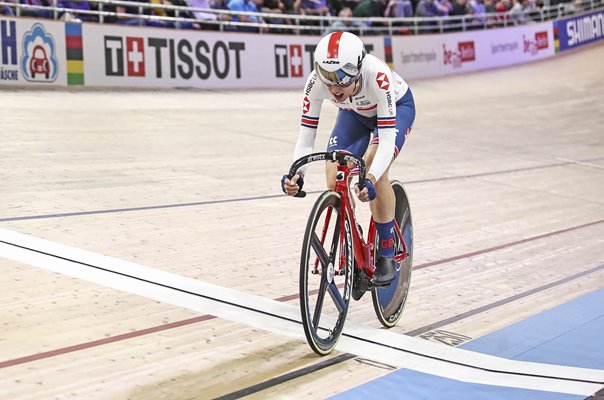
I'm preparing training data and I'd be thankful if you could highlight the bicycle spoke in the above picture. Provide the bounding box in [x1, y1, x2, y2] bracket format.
[328, 211, 341, 264]
[326, 281, 346, 313]
[312, 274, 329, 328]
[310, 232, 331, 269]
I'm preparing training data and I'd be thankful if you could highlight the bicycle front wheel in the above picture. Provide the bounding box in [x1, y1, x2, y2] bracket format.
[300, 190, 353, 355]
[372, 180, 413, 328]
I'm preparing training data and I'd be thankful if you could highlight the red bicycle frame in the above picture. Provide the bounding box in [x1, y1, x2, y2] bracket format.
[331, 163, 409, 280]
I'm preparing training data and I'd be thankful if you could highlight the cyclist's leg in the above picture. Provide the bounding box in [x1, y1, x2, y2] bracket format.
[325, 109, 372, 190]
[366, 90, 416, 284]
[366, 88, 416, 222]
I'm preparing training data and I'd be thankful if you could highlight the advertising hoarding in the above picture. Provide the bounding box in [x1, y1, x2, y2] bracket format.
[392, 22, 555, 78]
[554, 9, 604, 52]
[0, 17, 67, 86]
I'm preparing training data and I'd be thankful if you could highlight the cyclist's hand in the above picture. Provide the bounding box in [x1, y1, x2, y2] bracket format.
[355, 179, 376, 202]
[281, 174, 304, 196]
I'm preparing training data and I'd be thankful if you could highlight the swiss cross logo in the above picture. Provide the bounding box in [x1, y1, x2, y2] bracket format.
[289, 45, 303, 78]
[376, 72, 390, 90]
[126, 37, 145, 77]
[104, 36, 145, 77]
[303, 96, 310, 113]
[275, 44, 313, 78]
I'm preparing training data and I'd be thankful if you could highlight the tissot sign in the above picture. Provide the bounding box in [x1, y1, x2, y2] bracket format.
[102, 35, 245, 80]
[84, 26, 274, 88]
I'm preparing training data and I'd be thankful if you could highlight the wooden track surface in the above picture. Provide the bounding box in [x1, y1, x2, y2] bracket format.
[1, 43, 603, 399]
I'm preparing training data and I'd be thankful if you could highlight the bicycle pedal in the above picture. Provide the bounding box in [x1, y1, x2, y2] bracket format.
[369, 279, 394, 288]
[352, 269, 371, 301]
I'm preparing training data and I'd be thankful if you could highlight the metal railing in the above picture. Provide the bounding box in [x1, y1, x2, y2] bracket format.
[1, 0, 602, 34]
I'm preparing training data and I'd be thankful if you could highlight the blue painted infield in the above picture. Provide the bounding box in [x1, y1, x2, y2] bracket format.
[329, 369, 585, 400]
[461, 288, 604, 370]
[330, 288, 604, 399]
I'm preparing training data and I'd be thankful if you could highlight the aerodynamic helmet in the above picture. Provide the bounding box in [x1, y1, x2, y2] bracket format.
[313, 31, 366, 87]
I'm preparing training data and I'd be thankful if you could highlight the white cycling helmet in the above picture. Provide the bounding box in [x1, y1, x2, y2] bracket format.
[314, 31, 366, 87]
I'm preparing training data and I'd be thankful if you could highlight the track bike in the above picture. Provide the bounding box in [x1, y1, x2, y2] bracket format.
[287, 151, 413, 355]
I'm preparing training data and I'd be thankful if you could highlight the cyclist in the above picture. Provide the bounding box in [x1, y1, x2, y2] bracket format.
[281, 31, 416, 286]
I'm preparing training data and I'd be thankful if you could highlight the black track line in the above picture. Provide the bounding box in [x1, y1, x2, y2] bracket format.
[406, 263, 604, 336]
[2, 156, 602, 223]
[212, 354, 356, 400]
[1, 239, 602, 386]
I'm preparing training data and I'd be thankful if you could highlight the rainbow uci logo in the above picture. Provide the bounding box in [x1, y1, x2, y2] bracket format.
[20, 23, 58, 82]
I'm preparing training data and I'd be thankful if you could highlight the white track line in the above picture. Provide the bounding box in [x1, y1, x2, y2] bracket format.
[1, 228, 602, 396]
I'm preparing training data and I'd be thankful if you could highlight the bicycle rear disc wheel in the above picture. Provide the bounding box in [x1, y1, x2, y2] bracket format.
[300, 191, 353, 355]
[371, 180, 413, 328]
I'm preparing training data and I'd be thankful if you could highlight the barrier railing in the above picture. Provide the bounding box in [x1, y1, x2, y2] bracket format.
[1, 0, 602, 35]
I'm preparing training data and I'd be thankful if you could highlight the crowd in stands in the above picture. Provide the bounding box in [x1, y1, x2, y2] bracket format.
[0, 0, 594, 32]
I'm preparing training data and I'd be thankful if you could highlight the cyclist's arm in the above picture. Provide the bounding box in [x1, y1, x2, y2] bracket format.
[368, 69, 398, 183]
[293, 72, 324, 175]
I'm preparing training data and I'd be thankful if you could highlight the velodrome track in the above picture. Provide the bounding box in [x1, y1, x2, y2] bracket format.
[0, 42, 603, 399]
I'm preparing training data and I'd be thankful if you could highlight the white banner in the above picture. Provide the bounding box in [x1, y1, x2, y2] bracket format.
[392, 22, 554, 78]
[82, 25, 384, 89]
[0, 17, 67, 86]
[0, 18, 560, 89]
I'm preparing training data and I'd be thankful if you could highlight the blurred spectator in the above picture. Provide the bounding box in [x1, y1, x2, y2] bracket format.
[468, 0, 487, 25]
[259, 0, 288, 25]
[509, 0, 531, 23]
[1, 5, 14, 15]
[260, 0, 286, 13]
[415, 0, 448, 31]
[327, 0, 344, 15]
[107, 0, 195, 28]
[295, 0, 330, 32]
[294, 0, 330, 15]
[210, 0, 233, 16]
[495, 0, 510, 12]
[342, 0, 361, 13]
[439, 0, 453, 14]
[483, 0, 497, 24]
[18, 0, 52, 18]
[187, 0, 219, 22]
[325, 6, 363, 32]
[352, 0, 385, 17]
[450, 0, 469, 15]
[227, 0, 263, 31]
[384, 0, 413, 16]
[1, 2, 14, 15]
[148, 0, 179, 27]
[160, 0, 200, 29]
[558, 0, 579, 14]
[495, 0, 510, 24]
[58, 1, 97, 22]
[209, 0, 237, 28]
[414, 0, 439, 16]
[446, 0, 469, 30]
[111, 0, 145, 25]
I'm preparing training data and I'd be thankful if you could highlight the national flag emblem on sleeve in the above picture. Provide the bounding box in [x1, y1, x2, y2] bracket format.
[376, 72, 390, 90]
